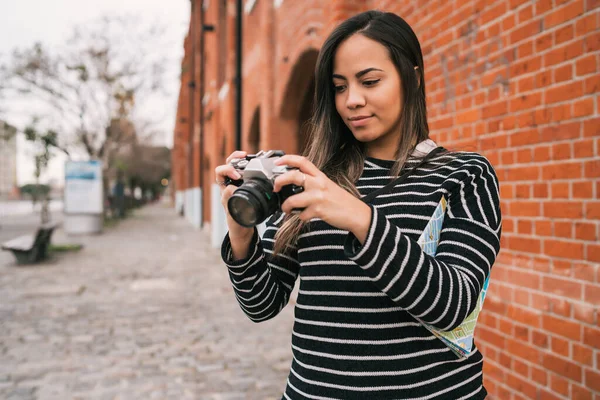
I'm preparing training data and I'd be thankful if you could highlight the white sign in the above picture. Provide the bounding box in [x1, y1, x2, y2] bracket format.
[64, 160, 103, 214]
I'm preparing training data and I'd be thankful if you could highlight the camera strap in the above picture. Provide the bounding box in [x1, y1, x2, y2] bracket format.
[360, 146, 444, 204]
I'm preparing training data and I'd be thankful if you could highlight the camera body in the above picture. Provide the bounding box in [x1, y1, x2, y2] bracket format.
[225, 150, 304, 227]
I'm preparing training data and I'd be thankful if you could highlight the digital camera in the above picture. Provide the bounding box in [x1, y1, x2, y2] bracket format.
[224, 150, 304, 227]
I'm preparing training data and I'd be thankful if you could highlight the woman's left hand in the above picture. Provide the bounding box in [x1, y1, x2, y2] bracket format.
[273, 155, 371, 240]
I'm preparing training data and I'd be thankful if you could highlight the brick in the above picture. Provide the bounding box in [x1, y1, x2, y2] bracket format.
[546, 81, 584, 104]
[588, 244, 600, 263]
[506, 372, 537, 399]
[542, 162, 582, 180]
[478, 325, 506, 349]
[516, 148, 533, 163]
[507, 303, 542, 326]
[517, 41, 534, 59]
[550, 103, 572, 122]
[555, 24, 575, 45]
[572, 343, 594, 366]
[513, 357, 529, 377]
[572, 97, 595, 118]
[550, 372, 570, 396]
[531, 366, 548, 385]
[533, 146, 551, 162]
[542, 277, 583, 302]
[483, 360, 505, 383]
[480, 2, 507, 25]
[511, 55, 542, 78]
[576, 54, 597, 76]
[480, 134, 507, 150]
[511, 129, 540, 146]
[502, 217, 514, 233]
[553, 220, 572, 237]
[506, 337, 541, 363]
[514, 288, 530, 306]
[551, 336, 570, 358]
[517, 111, 535, 128]
[544, 0, 584, 29]
[586, 202, 600, 219]
[542, 352, 583, 382]
[482, 101, 508, 118]
[576, 12, 598, 36]
[538, 389, 563, 400]
[533, 183, 549, 198]
[550, 299, 571, 319]
[584, 284, 600, 304]
[532, 291, 553, 312]
[545, 41, 584, 68]
[511, 201, 541, 217]
[510, 236, 541, 252]
[532, 329, 550, 348]
[583, 74, 600, 95]
[540, 122, 581, 141]
[552, 142, 571, 160]
[586, 369, 600, 392]
[510, 19, 542, 45]
[456, 109, 480, 124]
[573, 139, 595, 158]
[517, 219, 532, 234]
[536, 69, 552, 87]
[533, 108, 551, 125]
[582, 326, 600, 348]
[583, 118, 600, 137]
[586, 31, 600, 52]
[584, 160, 600, 178]
[551, 182, 570, 199]
[536, 220, 552, 236]
[575, 222, 597, 240]
[515, 184, 531, 199]
[509, 92, 542, 112]
[544, 238, 585, 259]
[552, 260, 572, 277]
[517, 4, 533, 23]
[500, 150, 515, 165]
[554, 64, 573, 83]
[573, 262, 597, 282]
[571, 384, 593, 400]
[573, 303, 596, 325]
[506, 165, 540, 181]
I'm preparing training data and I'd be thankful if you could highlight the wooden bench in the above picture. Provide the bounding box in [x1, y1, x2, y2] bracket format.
[1, 222, 60, 264]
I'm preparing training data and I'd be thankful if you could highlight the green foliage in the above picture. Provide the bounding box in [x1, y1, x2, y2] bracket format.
[23, 121, 59, 179]
[20, 183, 50, 198]
[49, 244, 83, 252]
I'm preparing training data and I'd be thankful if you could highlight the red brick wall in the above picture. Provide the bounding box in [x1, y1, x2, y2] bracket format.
[174, 1, 600, 398]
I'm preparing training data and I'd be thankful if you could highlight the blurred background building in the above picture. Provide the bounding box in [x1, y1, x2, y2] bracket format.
[0, 121, 18, 200]
[172, 1, 599, 399]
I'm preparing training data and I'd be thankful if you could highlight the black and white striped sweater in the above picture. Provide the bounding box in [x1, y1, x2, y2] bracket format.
[221, 145, 502, 399]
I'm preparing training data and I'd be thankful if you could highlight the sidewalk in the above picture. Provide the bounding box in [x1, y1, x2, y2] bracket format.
[0, 204, 294, 400]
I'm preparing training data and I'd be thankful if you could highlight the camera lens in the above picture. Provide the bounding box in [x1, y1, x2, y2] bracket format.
[227, 179, 279, 227]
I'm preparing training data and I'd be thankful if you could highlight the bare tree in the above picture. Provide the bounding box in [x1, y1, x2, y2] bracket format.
[0, 15, 173, 211]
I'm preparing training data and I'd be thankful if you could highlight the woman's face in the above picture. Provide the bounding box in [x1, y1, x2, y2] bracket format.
[332, 34, 404, 160]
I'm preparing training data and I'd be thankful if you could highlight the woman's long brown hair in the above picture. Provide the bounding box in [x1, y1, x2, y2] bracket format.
[273, 10, 430, 256]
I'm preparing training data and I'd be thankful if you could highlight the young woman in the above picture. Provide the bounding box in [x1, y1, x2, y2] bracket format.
[215, 10, 501, 399]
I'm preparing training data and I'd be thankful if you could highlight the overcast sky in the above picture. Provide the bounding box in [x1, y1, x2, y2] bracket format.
[0, 0, 189, 186]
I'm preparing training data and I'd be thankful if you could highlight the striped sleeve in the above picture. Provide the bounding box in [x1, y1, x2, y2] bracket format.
[221, 212, 300, 322]
[344, 155, 501, 331]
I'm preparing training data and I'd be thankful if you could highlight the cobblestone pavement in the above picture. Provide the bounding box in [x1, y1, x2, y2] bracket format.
[0, 203, 294, 400]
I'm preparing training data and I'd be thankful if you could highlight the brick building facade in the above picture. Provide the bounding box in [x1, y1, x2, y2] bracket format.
[172, 0, 599, 398]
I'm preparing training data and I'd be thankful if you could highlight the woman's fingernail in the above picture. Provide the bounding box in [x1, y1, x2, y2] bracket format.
[234, 172, 242, 179]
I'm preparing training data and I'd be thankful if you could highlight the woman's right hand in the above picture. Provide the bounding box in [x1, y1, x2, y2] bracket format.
[215, 151, 254, 240]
